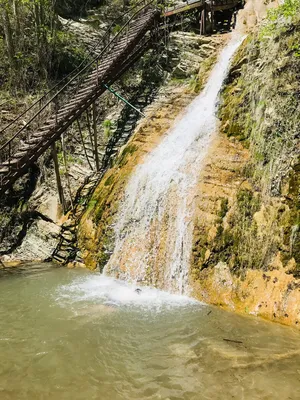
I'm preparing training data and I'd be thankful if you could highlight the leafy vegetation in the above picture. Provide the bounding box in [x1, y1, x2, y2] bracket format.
[209, 5, 300, 275]
[102, 119, 114, 141]
[220, 12, 300, 192]
[260, 0, 300, 38]
[0, 0, 88, 93]
[55, 0, 103, 18]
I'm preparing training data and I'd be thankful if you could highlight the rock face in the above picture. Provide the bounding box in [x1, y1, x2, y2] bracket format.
[168, 32, 224, 79]
[2, 219, 60, 263]
[190, 3, 300, 328]
[77, 4, 300, 328]
[76, 34, 226, 271]
[189, 132, 300, 327]
[192, 261, 300, 327]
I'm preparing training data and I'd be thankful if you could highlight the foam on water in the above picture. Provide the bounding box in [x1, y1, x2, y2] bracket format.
[56, 274, 201, 311]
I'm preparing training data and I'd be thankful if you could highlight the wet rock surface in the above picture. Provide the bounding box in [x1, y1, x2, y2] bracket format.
[190, 4, 300, 328]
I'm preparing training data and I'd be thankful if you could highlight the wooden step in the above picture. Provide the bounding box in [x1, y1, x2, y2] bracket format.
[77, 84, 97, 95]
[47, 109, 74, 123]
[0, 166, 9, 174]
[14, 150, 29, 158]
[25, 137, 44, 145]
[59, 103, 78, 113]
[64, 94, 88, 107]
[31, 131, 47, 138]
[2, 158, 21, 166]
[39, 124, 54, 132]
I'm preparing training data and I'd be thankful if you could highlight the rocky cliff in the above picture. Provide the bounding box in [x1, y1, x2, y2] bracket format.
[190, 0, 300, 327]
[77, 1, 299, 328]
[77, 33, 225, 271]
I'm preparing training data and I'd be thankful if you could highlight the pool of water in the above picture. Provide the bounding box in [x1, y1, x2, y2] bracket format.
[0, 264, 299, 400]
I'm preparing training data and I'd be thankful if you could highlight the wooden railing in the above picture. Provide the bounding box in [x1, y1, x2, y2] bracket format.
[0, 0, 156, 168]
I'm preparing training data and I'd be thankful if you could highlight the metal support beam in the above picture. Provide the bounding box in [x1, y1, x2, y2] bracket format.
[92, 103, 100, 172]
[103, 84, 146, 118]
[51, 142, 66, 214]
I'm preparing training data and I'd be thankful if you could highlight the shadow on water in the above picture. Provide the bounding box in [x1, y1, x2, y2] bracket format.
[0, 262, 63, 279]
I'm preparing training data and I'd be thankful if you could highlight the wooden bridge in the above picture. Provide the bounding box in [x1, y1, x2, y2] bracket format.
[164, 0, 244, 34]
[164, 0, 243, 17]
[0, 0, 242, 197]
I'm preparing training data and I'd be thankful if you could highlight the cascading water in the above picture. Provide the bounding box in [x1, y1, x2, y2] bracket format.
[105, 34, 245, 294]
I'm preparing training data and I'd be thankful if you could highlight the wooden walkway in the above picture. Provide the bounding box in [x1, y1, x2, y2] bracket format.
[0, 4, 159, 195]
[164, 0, 242, 17]
[0, 0, 243, 196]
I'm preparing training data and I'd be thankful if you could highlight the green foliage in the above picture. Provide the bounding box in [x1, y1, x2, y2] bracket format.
[102, 119, 114, 141]
[112, 24, 122, 34]
[188, 74, 201, 93]
[117, 144, 138, 166]
[213, 7, 300, 275]
[291, 44, 300, 58]
[218, 198, 229, 219]
[260, 0, 300, 38]
[0, 0, 88, 92]
[55, 0, 103, 18]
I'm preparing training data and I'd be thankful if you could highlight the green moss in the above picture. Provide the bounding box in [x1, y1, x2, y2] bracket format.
[104, 174, 115, 187]
[94, 201, 106, 225]
[210, 6, 300, 277]
[192, 187, 266, 277]
[220, 11, 300, 193]
[237, 189, 260, 217]
[96, 227, 115, 272]
[191, 53, 218, 94]
[87, 199, 97, 212]
[117, 144, 138, 167]
[218, 198, 229, 219]
[281, 160, 300, 270]
[259, 0, 300, 39]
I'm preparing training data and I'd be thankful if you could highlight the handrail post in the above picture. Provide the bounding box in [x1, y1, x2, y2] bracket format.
[96, 59, 99, 85]
[8, 142, 11, 169]
[92, 103, 100, 172]
[38, 98, 42, 126]
[55, 98, 58, 126]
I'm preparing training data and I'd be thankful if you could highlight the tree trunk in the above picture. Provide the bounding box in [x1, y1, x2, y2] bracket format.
[2, 7, 15, 69]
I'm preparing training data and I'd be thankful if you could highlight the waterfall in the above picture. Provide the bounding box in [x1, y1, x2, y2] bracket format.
[105, 34, 244, 294]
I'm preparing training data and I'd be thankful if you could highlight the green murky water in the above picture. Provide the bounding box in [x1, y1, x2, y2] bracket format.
[0, 264, 299, 400]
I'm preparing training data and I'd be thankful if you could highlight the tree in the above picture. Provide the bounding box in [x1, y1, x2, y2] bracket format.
[0, 0, 86, 91]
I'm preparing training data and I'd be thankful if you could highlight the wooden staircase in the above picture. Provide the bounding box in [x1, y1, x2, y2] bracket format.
[0, 4, 160, 195]
[0, 0, 244, 197]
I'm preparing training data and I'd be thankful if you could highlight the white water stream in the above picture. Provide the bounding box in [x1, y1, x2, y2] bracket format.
[106, 34, 244, 294]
